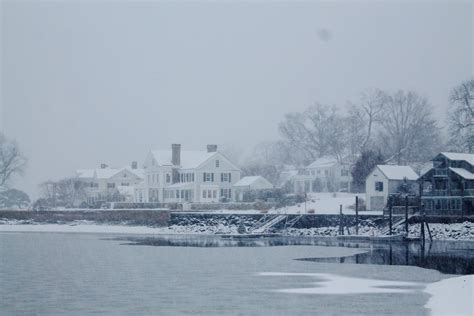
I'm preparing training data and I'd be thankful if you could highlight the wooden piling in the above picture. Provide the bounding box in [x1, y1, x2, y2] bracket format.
[339, 204, 344, 235]
[405, 195, 409, 234]
[421, 204, 425, 242]
[355, 196, 359, 235]
[388, 197, 393, 236]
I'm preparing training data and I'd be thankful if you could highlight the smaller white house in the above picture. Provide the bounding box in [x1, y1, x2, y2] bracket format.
[77, 162, 144, 204]
[293, 157, 353, 193]
[233, 176, 274, 202]
[365, 165, 418, 211]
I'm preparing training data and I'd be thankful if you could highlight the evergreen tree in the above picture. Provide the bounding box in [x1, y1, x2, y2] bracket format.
[351, 150, 385, 192]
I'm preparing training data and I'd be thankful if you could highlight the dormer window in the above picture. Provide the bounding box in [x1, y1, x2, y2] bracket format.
[216, 160, 220, 168]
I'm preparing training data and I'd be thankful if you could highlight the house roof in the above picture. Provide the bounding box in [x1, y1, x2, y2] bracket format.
[440, 152, 474, 166]
[76, 169, 95, 178]
[94, 168, 122, 179]
[307, 157, 338, 169]
[234, 176, 262, 186]
[234, 176, 273, 188]
[150, 150, 216, 169]
[124, 167, 144, 179]
[376, 165, 418, 181]
[449, 167, 474, 180]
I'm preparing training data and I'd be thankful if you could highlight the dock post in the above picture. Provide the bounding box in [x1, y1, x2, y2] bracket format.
[388, 197, 393, 236]
[421, 203, 425, 242]
[339, 204, 344, 235]
[355, 196, 359, 235]
[405, 195, 409, 235]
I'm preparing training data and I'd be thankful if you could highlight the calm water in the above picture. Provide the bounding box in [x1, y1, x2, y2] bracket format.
[0, 232, 466, 315]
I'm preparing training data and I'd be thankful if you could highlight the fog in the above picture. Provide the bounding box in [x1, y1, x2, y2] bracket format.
[1, 1, 472, 197]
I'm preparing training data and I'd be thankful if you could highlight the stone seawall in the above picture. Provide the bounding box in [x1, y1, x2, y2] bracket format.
[0, 210, 170, 227]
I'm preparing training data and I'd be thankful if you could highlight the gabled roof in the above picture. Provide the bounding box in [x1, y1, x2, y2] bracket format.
[233, 176, 273, 188]
[124, 167, 144, 179]
[150, 150, 216, 169]
[94, 168, 122, 179]
[76, 169, 95, 178]
[439, 152, 474, 166]
[307, 157, 338, 169]
[449, 167, 474, 180]
[376, 165, 418, 181]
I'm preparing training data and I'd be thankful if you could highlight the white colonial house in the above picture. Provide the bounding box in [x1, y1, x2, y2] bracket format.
[135, 144, 241, 203]
[365, 164, 418, 211]
[77, 162, 144, 204]
[233, 176, 274, 202]
[293, 157, 353, 194]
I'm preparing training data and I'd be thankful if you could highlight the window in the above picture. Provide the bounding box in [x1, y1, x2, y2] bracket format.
[202, 190, 206, 198]
[166, 174, 171, 183]
[375, 181, 383, 192]
[121, 183, 129, 186]
[107, 183, 115, 189]
[221, 173, 231, 182]
[221, 189, 232, 199]
[207, 190, 212, 198]
[204, 172, 214, 182]
[324, 170, 329, 176]
[216, 160, 220, 168]
[341, 169, 349, 177]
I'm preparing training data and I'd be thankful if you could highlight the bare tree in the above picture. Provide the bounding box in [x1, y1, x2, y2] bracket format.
[347, 89, 387, 153]
[39, 177, 87, 207]
[377, 90, 441, 164]
[0, 133, 27, 188]
[279, 104, 346, 163]
[447, 78, 474, 153]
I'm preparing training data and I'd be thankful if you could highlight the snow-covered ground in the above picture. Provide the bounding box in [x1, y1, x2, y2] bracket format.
[425, 275, 473, 316]
[188, 193, 381, 215]
[261, 272, 473, 315]
[260, 272, 421, 294]
[273, 192, 374, 215]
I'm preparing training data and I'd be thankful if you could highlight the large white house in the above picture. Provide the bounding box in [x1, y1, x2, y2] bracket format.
[135, 144, 241, 203]
[365, 164, 418, 211]
[293, 157, 353, 193]
[77, 162, 144, 204]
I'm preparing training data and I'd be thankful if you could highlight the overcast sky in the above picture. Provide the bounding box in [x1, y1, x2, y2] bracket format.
[1, 0, 473, 197]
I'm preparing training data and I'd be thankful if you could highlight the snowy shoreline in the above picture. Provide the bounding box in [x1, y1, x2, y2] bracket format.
[1, 220, 474, 241]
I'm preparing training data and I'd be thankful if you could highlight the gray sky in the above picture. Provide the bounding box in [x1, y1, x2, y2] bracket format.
[1, 0, 473, 198]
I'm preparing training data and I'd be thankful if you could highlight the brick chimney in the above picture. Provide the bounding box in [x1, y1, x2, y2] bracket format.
[131, 161, 138, 169]
[172, 144, 181, 166]
[207, 144, 217, 153]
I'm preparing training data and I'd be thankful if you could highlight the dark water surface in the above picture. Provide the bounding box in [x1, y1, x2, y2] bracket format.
[120, 234, 474, 275]
[0, 232, 468, 315]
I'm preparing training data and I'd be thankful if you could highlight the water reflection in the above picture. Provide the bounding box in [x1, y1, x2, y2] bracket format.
[298, 241, 474, 275]
[115, 235, 474, 275]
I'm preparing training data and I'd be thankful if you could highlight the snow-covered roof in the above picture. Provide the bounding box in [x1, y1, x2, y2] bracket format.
[449, 168, 474, 180]
[124, 167, 144, 179]
[233, 176, 273, 188]
[76, 169, 95, 178]
[234, 176, 261, 186]
[440, 152, 474, 166]
[307, 157, 338, 169]
[376, 165, 418, 181]
[94, 168, 122, 179]
[151, 150, 216, 169]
